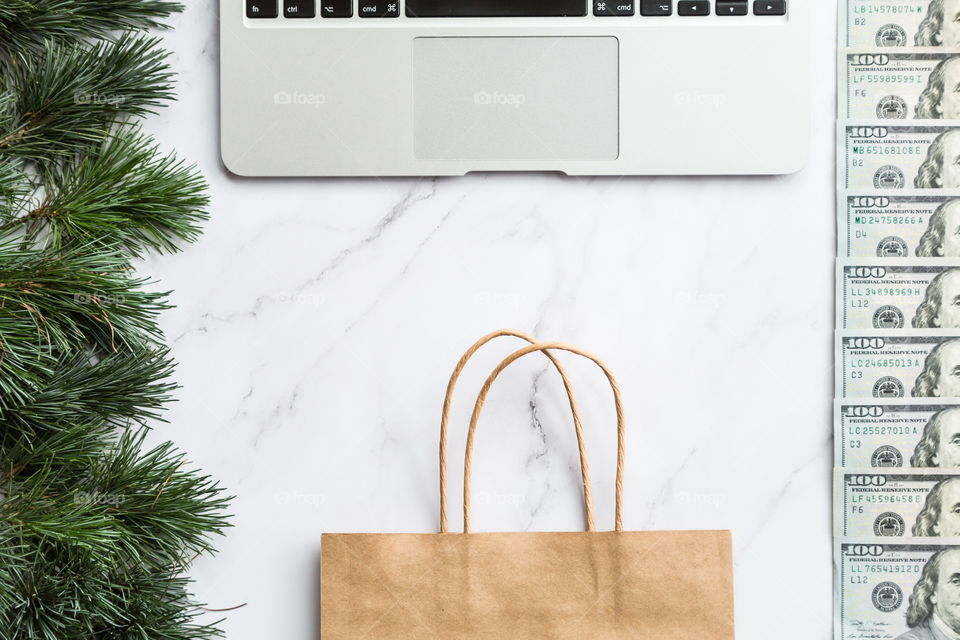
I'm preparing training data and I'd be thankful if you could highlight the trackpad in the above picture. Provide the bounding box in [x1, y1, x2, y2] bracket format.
[412, 37, 619, 162]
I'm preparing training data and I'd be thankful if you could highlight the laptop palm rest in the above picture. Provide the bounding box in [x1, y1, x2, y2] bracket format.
[411, 37, 619, 162]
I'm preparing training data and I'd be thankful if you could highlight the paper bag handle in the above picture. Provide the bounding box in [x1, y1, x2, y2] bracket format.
[439, 330, 595, 534]
[463, 343, 625, 534]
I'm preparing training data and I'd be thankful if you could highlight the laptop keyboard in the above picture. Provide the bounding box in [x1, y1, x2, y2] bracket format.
[245, 0, 787, 18]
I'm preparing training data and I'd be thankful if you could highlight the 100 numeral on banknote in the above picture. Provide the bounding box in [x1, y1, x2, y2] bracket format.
[837, 541, 960, 640]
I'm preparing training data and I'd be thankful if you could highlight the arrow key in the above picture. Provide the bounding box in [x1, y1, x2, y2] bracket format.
[717, 1, 747, 15]
[753, 0, 786, 15]
[678, 1, 710, 15]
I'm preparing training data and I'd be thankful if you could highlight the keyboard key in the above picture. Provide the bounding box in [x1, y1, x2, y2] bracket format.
[753, 0, 785, 14]
[594, 0, 635, 15]
[247, 0, 279, 17]
[716, 1, 746, 14]
[677, 1, 709, 15]
[320, 0, 352, 16]
[359, 0, 399, 16]
[640, 0, 672, 15]
[284, 0, 316, 17]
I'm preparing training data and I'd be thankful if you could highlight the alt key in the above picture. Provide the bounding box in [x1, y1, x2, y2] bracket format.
[321, 0, 352, 16]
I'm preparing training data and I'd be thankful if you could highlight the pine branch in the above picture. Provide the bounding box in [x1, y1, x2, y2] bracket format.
[0, 1, 184, 51]
[5, 130, 210, 257]
[0, 33, 175, 162]
[0, 5, 230, 638]
[0, 428, 231, 640]
[1, 348, 177, 439]
[0, 241, 169, 407]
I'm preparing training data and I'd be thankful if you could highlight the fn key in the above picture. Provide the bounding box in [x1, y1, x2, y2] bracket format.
[247, 0, 279, 17]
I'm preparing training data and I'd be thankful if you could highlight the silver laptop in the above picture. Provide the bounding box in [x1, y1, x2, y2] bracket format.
[220, 0, 810, 177]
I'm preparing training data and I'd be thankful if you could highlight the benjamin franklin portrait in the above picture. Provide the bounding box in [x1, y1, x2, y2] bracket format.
[916, 130, 960, 189]
[914, 269, 960, 328]
[916, 0, 960, 47]
[913, 339, 960, 397]
[896, 548, 960, 639]
[916, 56, 960, 119]
[918, 200, 960, 257]
[913, 477, 960, 536]
[913, 407, 960, 467]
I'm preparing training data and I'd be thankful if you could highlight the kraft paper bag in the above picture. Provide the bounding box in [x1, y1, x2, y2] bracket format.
[321, 331, 735, 639]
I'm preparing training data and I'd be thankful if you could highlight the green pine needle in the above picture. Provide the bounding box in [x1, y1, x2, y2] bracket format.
[27, 130, 210, 256]
[0, 1, 184, 51]
[0, 33, 176, 162]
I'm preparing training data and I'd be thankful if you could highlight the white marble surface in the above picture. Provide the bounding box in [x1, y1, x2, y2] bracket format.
[140, 2, 837, 637]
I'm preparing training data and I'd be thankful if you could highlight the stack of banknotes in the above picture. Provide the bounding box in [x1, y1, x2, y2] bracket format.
[837, 2, 960, 639]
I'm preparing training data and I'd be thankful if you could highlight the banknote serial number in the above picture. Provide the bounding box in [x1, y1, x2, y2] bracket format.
[846, 563, 922, 576]
[853, 215, 922, 225]
[850, 358, 922, 368]
[852, 287, 924, 296]
[849, 492, 924, 504]
[852, 74, 923, 84]
[852, 144, 922, 156]
[844, 425, 920, 435]
[851, 5, 923, 15]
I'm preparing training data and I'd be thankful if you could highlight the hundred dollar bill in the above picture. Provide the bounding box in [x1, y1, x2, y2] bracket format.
[841, 50, 960, 119]
[835, 399, 960, 467]
[836, 331, 960, 398]
[835, 468, 960, 536]
[835, 540, 960, 640]
[840, 122, 960, 190]
[838, 191, 960, 257]
[837, 259, 960, 329]
[841, 0, 949, 48]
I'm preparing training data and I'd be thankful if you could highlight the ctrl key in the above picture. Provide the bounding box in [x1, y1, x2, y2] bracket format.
[247, 0, 279, 18]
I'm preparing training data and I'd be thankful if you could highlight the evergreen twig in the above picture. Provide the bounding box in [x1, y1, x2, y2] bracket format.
[0, 3, 231, 638]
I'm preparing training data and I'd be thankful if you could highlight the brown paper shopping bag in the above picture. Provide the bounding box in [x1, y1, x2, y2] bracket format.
[321, 330, 735, 639]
